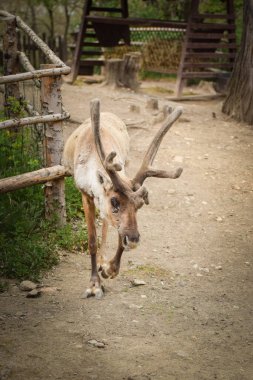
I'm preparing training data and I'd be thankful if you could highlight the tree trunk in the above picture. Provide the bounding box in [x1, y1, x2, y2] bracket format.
[222, 0, 253, 125]
[104, 59, 124, 88]
[104, 53, 141, 90]
[63, 4, 70, 62]
[3, 16, 20, 115]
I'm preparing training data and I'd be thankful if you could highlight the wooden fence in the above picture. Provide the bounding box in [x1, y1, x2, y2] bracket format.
[0, 10, 71, 225]
[17, 32, 65, 69]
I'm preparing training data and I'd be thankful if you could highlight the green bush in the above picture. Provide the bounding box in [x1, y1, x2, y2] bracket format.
[0, 99, 88, 282]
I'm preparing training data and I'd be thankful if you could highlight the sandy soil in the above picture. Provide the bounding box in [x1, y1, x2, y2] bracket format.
[0, 80, 253, 380]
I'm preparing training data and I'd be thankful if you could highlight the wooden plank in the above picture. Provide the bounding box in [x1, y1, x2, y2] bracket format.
[121, 0, 129, 18]
[187, 42, 237, 49]
[69, 0, 92, 82]
[185, 52, 237, 58]
[80, 60, 104, 66]
[81, 50, 102, 56]
[90, 7, 122, 13]
[188, 32, 236, 40]
[85, 16, 187, 29]
[192, 14, 235, 20]
[82, 41, 101, 47]
[183, 62, 234, 69]
[167, 94, 225, 101]
[190, 22, 235, 30]
[182, 72, 229, 78]
[175, 16, 191, 97]
[0, 165, 69, 194]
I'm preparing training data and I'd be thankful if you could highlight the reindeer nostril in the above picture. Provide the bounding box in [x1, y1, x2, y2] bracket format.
[129, 234, 140, 243]
[123, 234, 140, 247]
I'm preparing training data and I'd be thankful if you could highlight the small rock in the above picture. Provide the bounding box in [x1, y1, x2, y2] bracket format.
[88, 339, 105, 348]
[167, 189, 176, 195]
[129, 104, 140, 113]
[20, 280, 37, 291]
[141, 294, 147, 299]
[176, 350, 189, 358]
[245, 262, 250, 266]
[26, 289, 41, 298]
[131, 279, 146, 286]
[215, 265, 222, 270]
[146, 98, 158, 110]
[216, 216, 223, 222]
[192, 263, 199, 270]
[128, 304, 143, 310]
[200, 267, 209, 273]
[196, 273, 203, 277]
[15, 311, 26, 318]
[232, 184, 241, 190]
[40, 286, 59, 294]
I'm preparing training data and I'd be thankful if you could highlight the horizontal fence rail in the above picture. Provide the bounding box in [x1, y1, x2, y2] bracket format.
[0, 165, 70, 194]
[0, 112, 70, 130]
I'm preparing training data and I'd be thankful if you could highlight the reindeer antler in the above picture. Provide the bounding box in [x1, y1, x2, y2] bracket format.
[90, 99, 130, 193]
[132, 106, 183, 188]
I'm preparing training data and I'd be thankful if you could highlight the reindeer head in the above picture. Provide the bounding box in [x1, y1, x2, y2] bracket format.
[90, 99, 183, 250]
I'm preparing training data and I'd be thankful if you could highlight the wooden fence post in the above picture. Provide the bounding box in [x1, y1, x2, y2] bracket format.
[41, 64, 66, 225]
[3, 15, 20, 115]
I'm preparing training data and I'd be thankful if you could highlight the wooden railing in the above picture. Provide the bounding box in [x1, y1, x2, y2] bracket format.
[0, 10, 71, 225]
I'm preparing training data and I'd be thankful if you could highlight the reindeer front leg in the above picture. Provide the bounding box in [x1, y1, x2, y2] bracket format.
[81, 193, 104, 299]
[97, 218, 108, 270]
[101, 233, 124, 279]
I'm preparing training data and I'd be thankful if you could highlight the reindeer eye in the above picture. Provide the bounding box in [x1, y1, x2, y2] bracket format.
[111, 197, 120, 213]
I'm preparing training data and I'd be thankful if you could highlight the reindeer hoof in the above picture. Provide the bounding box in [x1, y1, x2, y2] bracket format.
[95, 287, 104, 299]
[81, 284, 104, 299]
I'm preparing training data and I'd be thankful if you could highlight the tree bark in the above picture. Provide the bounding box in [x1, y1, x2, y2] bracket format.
[41, 64, 66, 225]
[104, 53, 141, 90]
[222, 0, 253, 125]
[3, 15, 20, 115]
[104, 59, 124, 88]
[0, 165, 69, 194]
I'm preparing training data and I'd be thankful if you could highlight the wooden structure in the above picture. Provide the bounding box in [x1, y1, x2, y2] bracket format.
[176, 0, 236, 96]
[0, 11, 71, 225]
[69, 0, 186, 82]
[70, 0, 236, 96]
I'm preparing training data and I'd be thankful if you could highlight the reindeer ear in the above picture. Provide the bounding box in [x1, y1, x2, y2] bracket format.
[97, 170, 112, 192]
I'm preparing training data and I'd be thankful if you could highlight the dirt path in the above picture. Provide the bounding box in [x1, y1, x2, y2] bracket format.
[1, 82, 253, 380]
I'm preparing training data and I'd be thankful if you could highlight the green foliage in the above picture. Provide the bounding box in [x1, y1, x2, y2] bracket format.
[0, 280, 8, 293]
[0, 100, 87, 282]
[65, 176, 83, 220]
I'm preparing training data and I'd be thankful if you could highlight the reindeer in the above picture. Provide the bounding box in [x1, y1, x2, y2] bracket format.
[63, 99, 183, 299]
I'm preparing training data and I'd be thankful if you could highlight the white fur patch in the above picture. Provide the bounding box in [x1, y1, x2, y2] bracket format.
[74, 157, 107, 218]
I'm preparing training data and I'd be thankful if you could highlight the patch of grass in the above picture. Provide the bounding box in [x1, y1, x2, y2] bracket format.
[124, 264, 170, 278]
[140, 71, 177, 81]
[142, 86, 174, 95]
